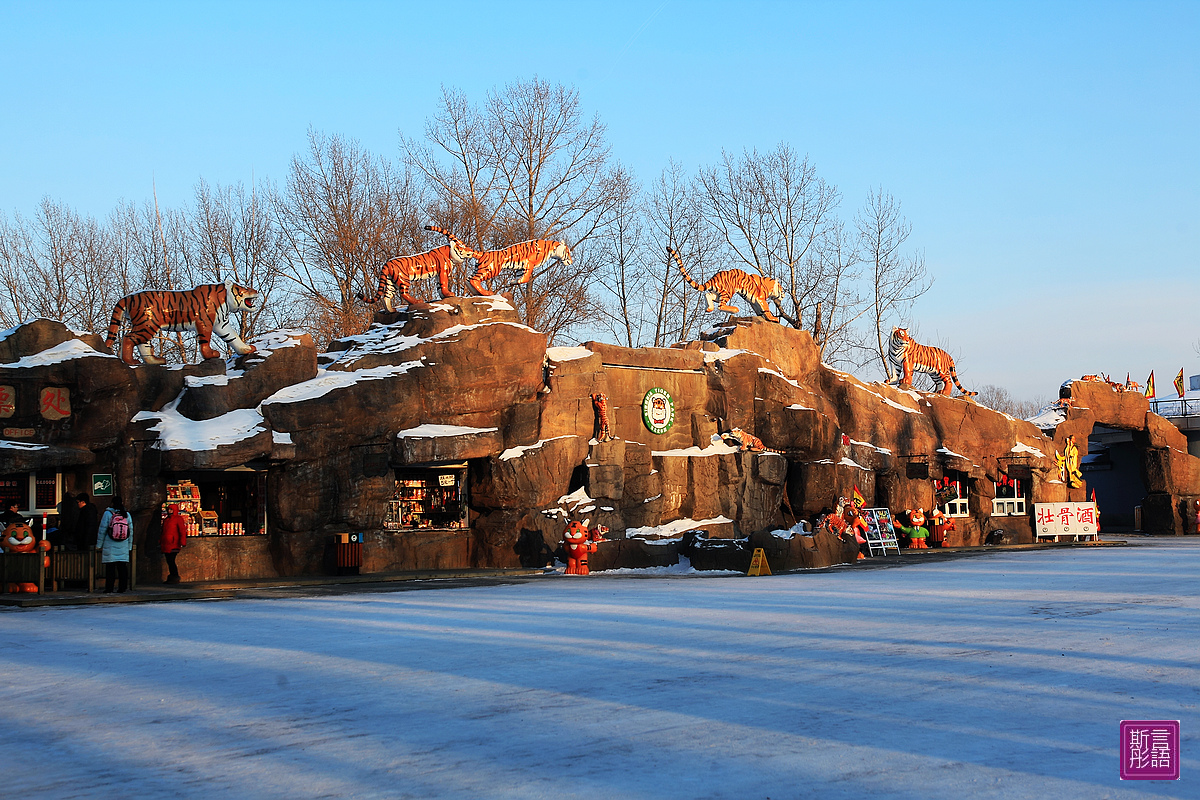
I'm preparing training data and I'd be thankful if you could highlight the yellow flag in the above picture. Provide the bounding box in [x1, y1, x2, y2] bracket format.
[1175, 368, 1185, 398]
[852, 484, 866, 508]
[1144, 371, 1155, 398]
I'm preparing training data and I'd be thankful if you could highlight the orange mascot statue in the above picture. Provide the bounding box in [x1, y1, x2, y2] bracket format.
[3, 521, 50, 593]
[563, 519, 606, 575]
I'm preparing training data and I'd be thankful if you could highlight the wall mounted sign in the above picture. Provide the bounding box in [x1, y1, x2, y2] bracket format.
[641, 387, 675, 435]
[91, 474, 114, 496]
[0, 385, 14, 418]
[40, 387, 71, 420]
[3, 428, 34, 438]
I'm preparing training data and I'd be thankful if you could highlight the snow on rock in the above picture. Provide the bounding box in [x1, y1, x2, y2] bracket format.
[0, 440, 48, 451]
[1026, 403, 1067, 430]
[703, 348, 752, 363]
[261, 361, 424, 406]
[1011, 442, 1047, 458]
[937, 446, 969, 460]
[327, 327, 423, 365]
[809, 457, 870, 471]
[396, 423, 499, 439]
[625, 516, 734, 539]
[850, 438, 892, 455]
[786, 402, 814, 411]
[545, 346, 593, 362]
[652, 434, 739, 458]
[133, 405, 265, 451]
[2, 338, 116, 369]
[272, 431, 293, 445]
[185, 374, 230, 388]
[499, 435, 576, 461]
[757, 367, 801, 388]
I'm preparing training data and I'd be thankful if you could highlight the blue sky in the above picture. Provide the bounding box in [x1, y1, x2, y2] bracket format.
[1, 1, 1196, 398]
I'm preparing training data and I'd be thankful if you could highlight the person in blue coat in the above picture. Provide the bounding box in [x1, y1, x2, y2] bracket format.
[96, 496, 133, 593]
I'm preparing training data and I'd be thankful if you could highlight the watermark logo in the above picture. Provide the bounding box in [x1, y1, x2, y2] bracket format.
[1120, 720, 1179, 781]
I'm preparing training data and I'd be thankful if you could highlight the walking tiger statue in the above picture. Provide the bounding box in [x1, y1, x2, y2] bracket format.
[105, 279, 259, 366]
[887, 327, 977, 398]
[358, 225, 479, 311]
[668, 246, 782, 322]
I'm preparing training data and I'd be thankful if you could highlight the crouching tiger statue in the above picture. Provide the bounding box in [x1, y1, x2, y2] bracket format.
[668, 247, 782, 322]
[105, 279, 259, 366]
[887, 327, 977, 397]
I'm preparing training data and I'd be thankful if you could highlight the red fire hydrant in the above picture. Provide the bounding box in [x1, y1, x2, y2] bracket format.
[563, 520, 606, 575]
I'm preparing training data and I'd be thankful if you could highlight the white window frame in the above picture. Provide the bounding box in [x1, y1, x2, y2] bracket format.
[2, 470, 62, 515]
[991, 477, 1027, 516]
[939, 475, 970, 518]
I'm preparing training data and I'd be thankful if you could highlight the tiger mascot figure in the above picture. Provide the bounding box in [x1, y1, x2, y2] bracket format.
[887, 327, 977, 398]
[668, 247, 782, 322]
[2, 521, 49, 593]
[105, 279, 259, 366]
[358, 225, 480, 311]
[467, 239, 572, 296]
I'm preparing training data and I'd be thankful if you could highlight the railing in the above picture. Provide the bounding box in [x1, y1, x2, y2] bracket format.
[1149, 398, 1200, 418]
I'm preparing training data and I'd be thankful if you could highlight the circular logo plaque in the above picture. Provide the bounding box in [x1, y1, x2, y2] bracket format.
[641, 387, 676, 434]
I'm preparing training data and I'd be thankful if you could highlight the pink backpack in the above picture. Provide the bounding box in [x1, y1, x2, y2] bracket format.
[109, 513, 130, 541]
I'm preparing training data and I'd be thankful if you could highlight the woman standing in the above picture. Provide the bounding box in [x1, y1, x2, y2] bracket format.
[96, 496, 133, 593]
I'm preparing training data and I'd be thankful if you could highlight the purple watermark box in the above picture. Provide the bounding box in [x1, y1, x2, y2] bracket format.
[1120, 720, 1180, 781]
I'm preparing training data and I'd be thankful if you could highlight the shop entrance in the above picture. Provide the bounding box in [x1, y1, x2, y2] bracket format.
[386, 464, 468, 531]
[167, 469, 267, 536]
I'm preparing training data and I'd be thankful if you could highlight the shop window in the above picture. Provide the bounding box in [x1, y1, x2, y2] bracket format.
[991, 474, 1027, 516]
[165, 471, 266, 536]
[935, 472, 969, 518]
[387, 466, 468, 530]
[0, 471, 60, 513]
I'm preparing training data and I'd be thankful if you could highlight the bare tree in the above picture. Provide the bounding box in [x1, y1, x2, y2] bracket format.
[976, 384, 1049, 419]
[190, 178, 287, 341]
[591, 167, 650, 347]
[809, 219, 868, 365]
[485, 77, 623, 340]
[276, 129, 425, 347]
[857, 188, 932, 381]
[698, 143, 840, 328]
[647, 161, 718, 345]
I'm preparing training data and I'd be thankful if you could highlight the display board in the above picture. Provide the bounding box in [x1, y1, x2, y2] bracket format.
[861, 507, 900, 556]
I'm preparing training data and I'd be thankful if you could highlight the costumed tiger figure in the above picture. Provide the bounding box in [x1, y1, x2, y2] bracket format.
[590, 392, 615, 443]
[887, 327, 977, 398]
[719, 427, 783, 454]
[467, 238, 573, 296]
[668, 247, 782, 322]
[104, 279, 259, 366]
[358, 225, 479, 311]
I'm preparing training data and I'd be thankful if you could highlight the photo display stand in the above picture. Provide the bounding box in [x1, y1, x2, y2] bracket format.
[862, 508, 900, 555]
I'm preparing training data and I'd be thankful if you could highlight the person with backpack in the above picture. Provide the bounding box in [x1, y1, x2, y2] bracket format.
[96, 496, 133, 593]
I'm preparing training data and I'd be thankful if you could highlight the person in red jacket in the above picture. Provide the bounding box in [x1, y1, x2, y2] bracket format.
[160, 504, 188, 584]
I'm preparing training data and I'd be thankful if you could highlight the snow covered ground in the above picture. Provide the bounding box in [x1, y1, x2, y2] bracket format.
[2, 539, 1196, 799]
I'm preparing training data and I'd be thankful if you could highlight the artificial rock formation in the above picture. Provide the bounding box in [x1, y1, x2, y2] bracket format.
[2, 296, 1197, 583]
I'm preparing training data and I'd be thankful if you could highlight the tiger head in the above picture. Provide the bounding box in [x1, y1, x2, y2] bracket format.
[890, 326, 913, 353]
[765, 277, 783, 301]
[2, 522, 36, 553]
[223, 279, 260, 313]
[552, 241, 573, 267]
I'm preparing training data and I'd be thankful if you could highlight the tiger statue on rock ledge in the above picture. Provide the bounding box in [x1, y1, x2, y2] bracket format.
[358, 225, 480, 311]
[887, 327, 977, 398]
[105, 278, 259, 366]
[468, 239, 573, 296]
[668, 247, 782, 322]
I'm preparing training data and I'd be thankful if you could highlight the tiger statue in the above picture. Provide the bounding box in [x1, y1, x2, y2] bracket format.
[467, 239, 572, 296]
[719, 427, 782, 453]
[2, 521, 49, 593]
[668, 247, 782, 322]
[358, 225, 479, 311]
[887, 327, 977, 398]
[590, 392, 614, 443]
[105, 279, 259, 366]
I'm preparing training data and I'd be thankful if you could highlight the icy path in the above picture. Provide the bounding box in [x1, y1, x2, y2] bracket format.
[2, 541, 1197, 799]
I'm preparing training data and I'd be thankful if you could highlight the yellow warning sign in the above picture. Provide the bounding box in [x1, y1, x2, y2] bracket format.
[747, 547, 772, 576]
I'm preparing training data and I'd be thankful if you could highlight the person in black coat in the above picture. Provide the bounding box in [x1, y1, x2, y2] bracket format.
[0, 500, 27, 529]
[74, 493, 99, 550]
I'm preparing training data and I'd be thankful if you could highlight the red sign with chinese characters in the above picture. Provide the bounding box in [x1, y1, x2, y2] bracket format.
[39, 387, 70, 420]
[0, 385, 13, 418]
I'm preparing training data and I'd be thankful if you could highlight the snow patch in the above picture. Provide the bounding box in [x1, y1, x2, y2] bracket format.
[757, 367, 800, 388]
[1010, 442, 1047, 459]
[625, 516, 734, 539]
[704, 348, 751, 363]
[272, 431, 293, 445]
[545, 346, 593, 362]
[653, 434, 739, 458]
[595, 556, 742, 576]
[396, 424, 498, 439]
[937, 446, 969, 460]
[133, 406, 265, 451]
[262, 362, 424, 406]
[0, 440, 48, 451]
[500, 435, 576, 461]
[2, 339, 116, 369]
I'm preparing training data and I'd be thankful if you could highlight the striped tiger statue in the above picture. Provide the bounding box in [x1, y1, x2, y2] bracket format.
[104, 279, 259, 366]
[467, 239, 572, 296]
[668, 247, 782, 322]
[590, 392, 614, 443]
[720, 427, 783, 454]
[887, 327, 977, 397]
[358, 225, 479, 311]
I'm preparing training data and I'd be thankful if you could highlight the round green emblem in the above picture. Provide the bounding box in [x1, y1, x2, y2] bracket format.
[641, 387, 675, 435]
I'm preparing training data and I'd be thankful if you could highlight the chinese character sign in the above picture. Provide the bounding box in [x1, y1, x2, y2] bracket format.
[1034, 502, 1098, 537]
[0, 385, 14, 418]
[39, 387, 70, 420]
[1121, 720, 1179, 780]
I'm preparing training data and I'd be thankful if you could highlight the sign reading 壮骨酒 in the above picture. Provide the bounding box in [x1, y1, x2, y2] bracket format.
[641, 387, 675, 435]
[1034, 502, 1098, 537]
